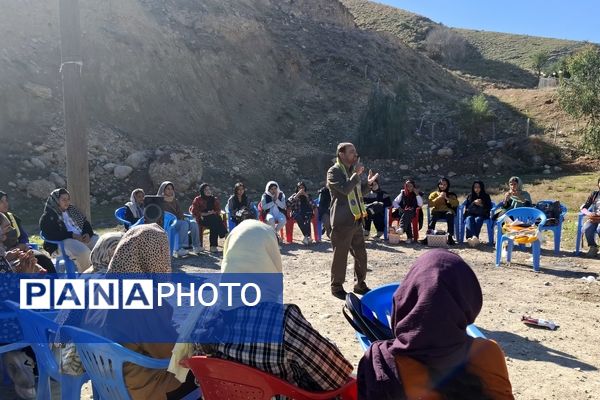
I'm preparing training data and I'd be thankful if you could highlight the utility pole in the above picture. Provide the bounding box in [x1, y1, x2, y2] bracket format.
[59, 0, 91, 220]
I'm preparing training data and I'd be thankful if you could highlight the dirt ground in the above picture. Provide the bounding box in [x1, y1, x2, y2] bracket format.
[2, 227, 600, 399]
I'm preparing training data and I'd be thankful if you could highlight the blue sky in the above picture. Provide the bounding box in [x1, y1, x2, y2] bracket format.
[376, 0, 599, 43]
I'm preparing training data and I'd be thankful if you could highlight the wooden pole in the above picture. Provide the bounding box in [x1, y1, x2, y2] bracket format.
[59, 0, 90, 220]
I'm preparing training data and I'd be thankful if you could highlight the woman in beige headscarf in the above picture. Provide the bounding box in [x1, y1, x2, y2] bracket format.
[85, 224, 197, 400]
[170, 219, 353, 393]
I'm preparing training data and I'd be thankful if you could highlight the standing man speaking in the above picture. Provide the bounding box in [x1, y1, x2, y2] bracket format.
[327, 142, 378, 299]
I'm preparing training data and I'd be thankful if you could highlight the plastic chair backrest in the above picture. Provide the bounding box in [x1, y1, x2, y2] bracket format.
[61, 325, 170, 400]
[39, 231, 78, 278]
[115, 207, 131, 228]
[182, 356, 357, 400]
[501, 207, 547, 228]
[360, 283, 398, 326]
[4, 301, 61, 381]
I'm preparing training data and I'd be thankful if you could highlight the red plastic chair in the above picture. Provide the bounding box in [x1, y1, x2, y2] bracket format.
[384, 207, 421, 241]
[182, 356, 357, 400]
[285, 206, 322, 244]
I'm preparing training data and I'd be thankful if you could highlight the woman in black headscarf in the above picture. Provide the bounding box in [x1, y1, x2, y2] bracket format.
[463, 181, 492, 246]
[427, 178, 459, 245]
[226, 182, 256, 226]
[190, 183, 227, 253]
[39, 188, 98, 272]
[358, 250, 514, 400]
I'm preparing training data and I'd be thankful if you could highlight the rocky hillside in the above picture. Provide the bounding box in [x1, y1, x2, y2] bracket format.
[0, 0, 569, 225]
[341, 0, 589, 88]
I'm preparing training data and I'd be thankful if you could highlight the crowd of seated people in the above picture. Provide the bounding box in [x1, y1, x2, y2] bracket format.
[6, 171, 585, 399]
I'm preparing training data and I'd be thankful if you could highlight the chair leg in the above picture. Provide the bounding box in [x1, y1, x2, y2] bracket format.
[495, 238, 502, 267]
[37, 372, 51, 400]
[506, 240, 514, 263]
[487, 220, 495, 246]
[554, 229, 561, 255]
[532, 241, 541, 272]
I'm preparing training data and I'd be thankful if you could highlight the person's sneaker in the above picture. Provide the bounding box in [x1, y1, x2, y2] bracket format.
[331, 288, 348, 300]
[447, 236, 456, 245]
[3, 351, 36, 400]
[587, 246, 598, 257]
[405, 238, 413, 244]
[307, 237, 313, 245]
[192, 247, 203, 254]
[302, 236, 309, 246]
[209, 246, 219, 253]
[395, 227, 405, 235]
[353, 285, 371, 295]
[374, 231, 384, 239]
[173, 248, 188, 258]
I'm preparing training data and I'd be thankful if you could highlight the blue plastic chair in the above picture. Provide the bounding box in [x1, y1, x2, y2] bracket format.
[536, 200, 567, 254]
[458, 201, 497, 245]
[224, 202, 260, 233]
[163, 211, 179, 254]
[495, 208, 547, 272]
[355, 283, 486, 351]
[575, 207, 587, 256]
[224, 204, 237, 232]
[60, 325, 199, 400]
[114, 207, 142, 230]
[4, 301, 88, 400]
[39, 232, 78, 278]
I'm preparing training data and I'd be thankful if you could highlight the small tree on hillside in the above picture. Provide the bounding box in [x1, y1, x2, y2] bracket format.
[457, 94, 495, 140]
[558, 45, 600, 153]
[357, 82, 410, 158]
[531, 50, 550, 76]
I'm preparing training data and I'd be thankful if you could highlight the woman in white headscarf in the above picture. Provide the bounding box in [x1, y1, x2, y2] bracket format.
[260, 181, 287, 239]
[123, 188, 145, 227]
[170, 220, 353, 393]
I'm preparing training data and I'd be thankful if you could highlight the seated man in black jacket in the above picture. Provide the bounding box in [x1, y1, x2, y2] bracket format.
[39, 188, 98, 272]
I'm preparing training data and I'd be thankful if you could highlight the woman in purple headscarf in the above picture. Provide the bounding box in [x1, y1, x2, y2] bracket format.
[357, 249, 514, 400]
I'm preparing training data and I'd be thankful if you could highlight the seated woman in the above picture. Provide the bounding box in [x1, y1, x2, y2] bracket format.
[82, 224, 197, 400]
[123, 188, 145, 227]
[190, 183, 227, 253]
[1, 219, 46, 400]
[363, 179, 392, 239]
[226, 182, 256, 226]
[463, 180, 492, 247]
[39, 188, 99, 272]
[580, 177, 600, 257]
[358, 249, 514, 400]
[0, 190, 56, 273]
[391, 179, 423, 243]
[260, 181, 287, 239]
[170, 219, 353, 392]
[88, 232, 123, 274]
[157, 181, 201, 256]
[427, 178, 459, 245]
[493, 176, 532, 220]
[287, 181, 316, 245]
